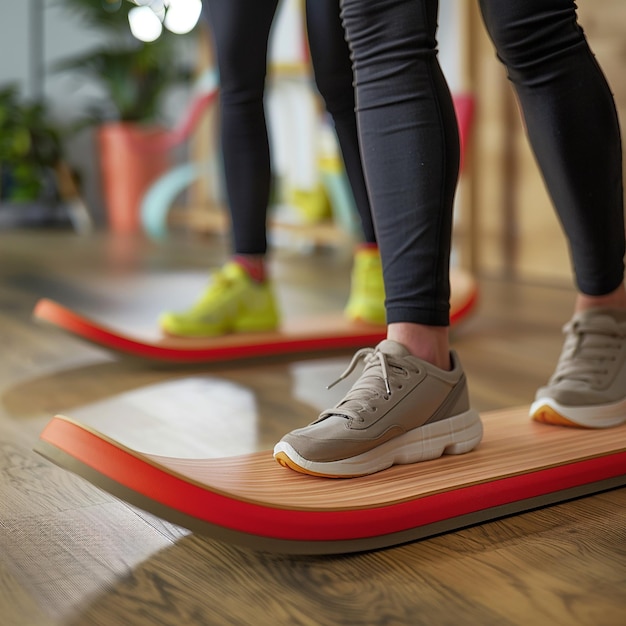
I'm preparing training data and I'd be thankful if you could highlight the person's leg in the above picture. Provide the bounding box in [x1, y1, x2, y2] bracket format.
[305, 0, 376, 245]
[305, 0, 385, 324]
[274, 0, 483, 477]
[479, 0, 626, 427]
[341, 0, 460, 368]
[159, 1, 281, 337]
[205, 0, 279, 260]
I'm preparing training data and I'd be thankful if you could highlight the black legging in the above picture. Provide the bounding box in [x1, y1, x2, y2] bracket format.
[340, 0, 625, 326]
[202, 0, 376, 255]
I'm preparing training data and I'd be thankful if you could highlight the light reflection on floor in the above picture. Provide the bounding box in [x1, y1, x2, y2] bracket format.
[69, 376, 261, 458]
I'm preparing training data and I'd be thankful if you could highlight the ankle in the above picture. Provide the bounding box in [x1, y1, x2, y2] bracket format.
[575, 281, 626, 313]
[387, 322, 451, 370]
[355, 242, 379, 253]
[232, 255, 267, 283]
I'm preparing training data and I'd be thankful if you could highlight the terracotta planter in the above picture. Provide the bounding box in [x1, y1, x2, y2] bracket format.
[98, 123, 170, 234]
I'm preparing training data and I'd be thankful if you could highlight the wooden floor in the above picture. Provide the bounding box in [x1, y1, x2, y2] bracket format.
[0, 230, 624, 626]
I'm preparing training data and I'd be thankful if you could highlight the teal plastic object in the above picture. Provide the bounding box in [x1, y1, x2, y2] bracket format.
[140, 69, 220, 240]
[320, 168, 361, 240]
[141, 162, 205, 240]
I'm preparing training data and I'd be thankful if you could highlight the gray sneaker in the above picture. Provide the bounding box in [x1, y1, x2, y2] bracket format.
[530, 308, 626, 428]
[273, 340, 483, 477]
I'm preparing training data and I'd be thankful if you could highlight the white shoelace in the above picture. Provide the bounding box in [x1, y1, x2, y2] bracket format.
[321, 347, 411, 422]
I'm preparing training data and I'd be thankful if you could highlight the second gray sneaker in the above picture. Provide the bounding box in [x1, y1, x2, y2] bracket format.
[274, 340, 483, 477]
[530, 308, 626, 428]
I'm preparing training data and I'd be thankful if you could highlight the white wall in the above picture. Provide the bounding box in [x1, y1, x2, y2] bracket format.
[0, 0, 109, 114]
[439, 0, 464, 93]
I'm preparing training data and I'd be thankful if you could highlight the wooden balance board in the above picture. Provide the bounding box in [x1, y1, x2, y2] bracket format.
[34, 407, 626, 555]
[32, 269, 478, 364]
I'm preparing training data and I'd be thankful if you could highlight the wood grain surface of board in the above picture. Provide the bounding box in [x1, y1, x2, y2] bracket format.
[35, 407, 626, 555]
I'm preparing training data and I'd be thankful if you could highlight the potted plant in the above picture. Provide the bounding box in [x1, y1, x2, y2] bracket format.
[54, 0, 195, 233]
[0, 85, 71, 228]
[0, 85, 63, 201]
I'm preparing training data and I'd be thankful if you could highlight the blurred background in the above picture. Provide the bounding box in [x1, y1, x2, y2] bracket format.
[0, 0, 624, 286]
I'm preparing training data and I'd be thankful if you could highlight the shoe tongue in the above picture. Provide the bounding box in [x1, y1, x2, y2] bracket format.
[375, 339, 411, 358]
[222, 262, 248, 280]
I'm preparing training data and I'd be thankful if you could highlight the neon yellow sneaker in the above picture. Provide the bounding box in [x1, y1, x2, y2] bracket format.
[344, 247, 386, 325]
[287, 183, 332, 224]
[159, 262, 280, 337]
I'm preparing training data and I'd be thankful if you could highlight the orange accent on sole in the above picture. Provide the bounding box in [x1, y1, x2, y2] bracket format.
[532, 405, 591, 429]
[274, 451, 362, 479]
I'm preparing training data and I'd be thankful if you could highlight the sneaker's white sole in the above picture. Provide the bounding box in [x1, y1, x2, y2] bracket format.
[273, 409, 483, 478]
[530, 397, 626, 429]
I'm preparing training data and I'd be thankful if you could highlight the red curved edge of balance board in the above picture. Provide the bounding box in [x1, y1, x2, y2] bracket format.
[34, 409, 626, 555]
[32, 298, 388, 363]
[31, 278, 479, 364]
